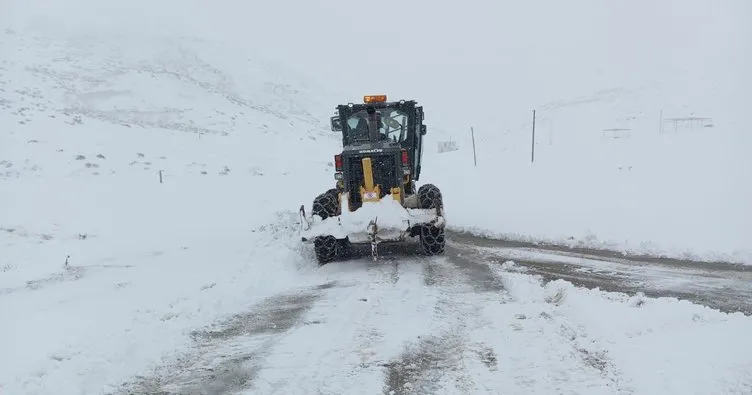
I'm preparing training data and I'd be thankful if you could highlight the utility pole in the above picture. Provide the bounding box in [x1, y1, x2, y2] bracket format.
[531, 110, 536, 163]
[471, 127, 477, 166]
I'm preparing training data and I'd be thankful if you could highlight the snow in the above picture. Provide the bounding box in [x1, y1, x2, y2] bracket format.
[485, 264, 752, 394]
[301, 193, 441, 242]
[406, 1, 752, 264]
[0, 26, 337, 394]
[3, 0, 749, 267]
[222, 258, 752, 395]
[424, 86, 752, 264]
[2, 0, 751, 393]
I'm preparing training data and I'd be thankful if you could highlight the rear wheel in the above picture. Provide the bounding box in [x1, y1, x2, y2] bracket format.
[417, 183, 445, 255]
[417, 183, 443, 210]
[312, 188, 339, 219]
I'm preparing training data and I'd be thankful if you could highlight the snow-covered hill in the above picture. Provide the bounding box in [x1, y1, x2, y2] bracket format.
[425, 82, 751, 263]
[4, 0, 749, 264]
[414, 0, 752, 263]
[0, 25, 342, 393]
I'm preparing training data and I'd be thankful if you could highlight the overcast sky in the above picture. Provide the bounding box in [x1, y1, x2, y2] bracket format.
[2, 0, 749, 134]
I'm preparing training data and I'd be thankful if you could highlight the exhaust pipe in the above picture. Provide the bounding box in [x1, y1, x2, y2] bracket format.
[366, 106, 380, 143]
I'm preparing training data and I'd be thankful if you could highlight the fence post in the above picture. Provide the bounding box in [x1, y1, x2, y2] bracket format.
[658, 108, 663, 135]
[159, 170, 163, 184]
[471, 126, 477, 167]
[531, 110, 536, 163]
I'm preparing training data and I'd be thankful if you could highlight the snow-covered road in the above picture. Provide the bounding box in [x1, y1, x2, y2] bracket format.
[108, 234, 752, 395]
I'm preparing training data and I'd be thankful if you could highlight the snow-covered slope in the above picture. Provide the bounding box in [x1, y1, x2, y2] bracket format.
[412, 1, 752, 263]
[423, 82, 752, 264]
[4, 0, 749, 265]
[0, 25, 340, 393]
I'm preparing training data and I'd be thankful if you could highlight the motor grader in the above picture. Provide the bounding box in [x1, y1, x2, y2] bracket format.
[299, 95, 445, 265]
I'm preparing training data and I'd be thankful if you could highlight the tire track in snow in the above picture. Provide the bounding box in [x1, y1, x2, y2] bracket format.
[246, 255, 444, 394]
[381, 245, 509, 393]
[380, 255, 503, 395]
[110, 230, 657, 394]
[205, 244, 487, 394]
[110, 281, 336, 395]
[382, 330, 467, 395]
[327, 239, 506, 394]
[384, 242, 634, 394]
[445, 245, 505, 293]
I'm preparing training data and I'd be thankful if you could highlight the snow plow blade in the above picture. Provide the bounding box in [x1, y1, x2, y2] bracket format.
[300, 192, 444, 244]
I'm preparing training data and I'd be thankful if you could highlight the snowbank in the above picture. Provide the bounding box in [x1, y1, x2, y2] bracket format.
[490, 262, 752, 394]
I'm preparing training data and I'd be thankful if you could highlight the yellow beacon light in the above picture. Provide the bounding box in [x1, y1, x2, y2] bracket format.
[363, 95, 387, 103]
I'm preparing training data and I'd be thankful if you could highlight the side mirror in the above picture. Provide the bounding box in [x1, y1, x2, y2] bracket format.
[330, 116, 342, 131]
[421, 125, 427, 135]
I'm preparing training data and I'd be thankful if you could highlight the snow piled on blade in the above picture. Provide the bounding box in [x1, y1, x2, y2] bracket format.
[301, 193, 440, 242]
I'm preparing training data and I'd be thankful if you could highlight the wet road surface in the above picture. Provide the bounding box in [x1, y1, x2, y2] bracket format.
[448, 230, 752, 315]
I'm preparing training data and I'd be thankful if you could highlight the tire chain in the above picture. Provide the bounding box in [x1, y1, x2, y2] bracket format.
[312, 188, 339, 220]
[314, 235, 338, 263]
[417, 184, 446, 255]
[418, 184, 443, 210]
[420, 224, 446, 255]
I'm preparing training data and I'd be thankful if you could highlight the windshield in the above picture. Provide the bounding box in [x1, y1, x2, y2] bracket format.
[345, 107, 409, 143]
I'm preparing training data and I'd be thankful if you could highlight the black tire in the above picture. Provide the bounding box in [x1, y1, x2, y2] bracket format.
[417, 183, 443, 210]
[312, 189, 343, 265]
[419, 224, 445, 255]
[336, 237, 352, 259]
[312, 188, 339, 220]
[416, 183, 445, 255]
[314, 235, 337, 265]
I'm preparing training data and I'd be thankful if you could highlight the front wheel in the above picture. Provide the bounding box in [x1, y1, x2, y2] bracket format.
[314, 235, 337, 265]
[419, 224, 445, 255]
[311, 189, 343, 265]
[416, 183, 445, 255]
